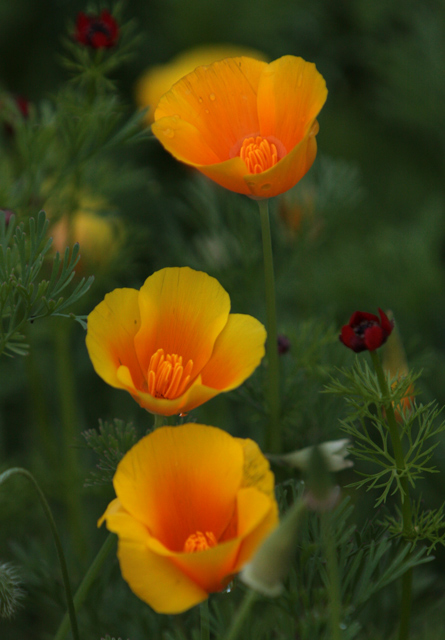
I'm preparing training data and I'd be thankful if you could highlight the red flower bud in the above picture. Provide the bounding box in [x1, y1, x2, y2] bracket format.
[74, 10, 119, 49]
[277, 334, 291, 355]
[339, 308, 393, 353]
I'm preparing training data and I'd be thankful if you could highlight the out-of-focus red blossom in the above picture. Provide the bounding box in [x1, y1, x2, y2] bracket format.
[74, 10, 119, 49]
[0, 209, 15, 226]
[14, 96, 29, 118]
[277, 334, 291, 355]
[339, 309, 394, 353]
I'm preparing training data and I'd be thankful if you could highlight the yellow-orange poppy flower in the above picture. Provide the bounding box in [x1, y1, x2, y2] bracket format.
[99, 423, 279, 613]
[86, 267, 266, 416]
[135, 44, 267, 125]
[152, 55, 327, 199]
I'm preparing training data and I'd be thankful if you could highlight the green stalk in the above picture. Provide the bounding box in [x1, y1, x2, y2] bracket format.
[257, 199, 281, 453]
[153, 413, 168, 429]
[223, 589, 258, 640]
[369, 350, 413, 640]
[54, 322, 86, 558]
[322, 511, 342, 640]
[0, 468, 79, 640]
[200, 599, 210, 640]
[54, 533, 116, 640]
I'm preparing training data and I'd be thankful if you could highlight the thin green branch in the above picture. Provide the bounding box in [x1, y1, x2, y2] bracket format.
[0, 468, 79, 640]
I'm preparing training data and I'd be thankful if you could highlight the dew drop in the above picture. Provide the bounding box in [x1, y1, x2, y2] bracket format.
[261, 183, 272, 191]
[198, 97, 203, 103]
[163, 128, 174, 138]
[209, 93, 216, 101]
[205, 109, 210, 114]
[222, 581, 233, 594]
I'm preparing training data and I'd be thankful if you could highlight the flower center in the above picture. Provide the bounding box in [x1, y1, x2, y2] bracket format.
[239, 136, 279, 174]
[147, 348, 193, 399]
[183, 531, 217, 553]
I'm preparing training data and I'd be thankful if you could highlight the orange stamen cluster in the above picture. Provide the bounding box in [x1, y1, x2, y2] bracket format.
[240, 136, 278, 174]
[184, 531, 217, 553]
[147, 348, 193, 399]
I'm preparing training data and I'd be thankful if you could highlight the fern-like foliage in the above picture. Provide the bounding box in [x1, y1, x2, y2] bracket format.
[82, 419, 139, 487]
[0, 210, 93, 357]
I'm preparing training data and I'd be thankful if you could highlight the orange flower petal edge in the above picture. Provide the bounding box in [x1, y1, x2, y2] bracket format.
[86, 267, 266, 416]
[152, 55, 327, 198]
[99, 424, 279, 613]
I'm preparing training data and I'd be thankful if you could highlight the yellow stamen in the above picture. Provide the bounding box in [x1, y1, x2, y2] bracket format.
[184, 531, 217, 553]
[240, 136, 278, 174]
[147, 348, 193, 399]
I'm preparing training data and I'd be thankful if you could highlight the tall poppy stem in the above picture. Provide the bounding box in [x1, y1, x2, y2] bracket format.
[54, 533, 116, 640]
[153, 413, 168, 429]
[54, 322, 86, 558]
[223, 589, 258, 640]
[369, 351, 413, 640]
[258, 199, 281, 453]
[0, 468, 79, 640]
[200, 599, 210, 640]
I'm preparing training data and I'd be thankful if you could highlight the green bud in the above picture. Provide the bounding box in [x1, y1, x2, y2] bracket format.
[240, 499, 306, 597]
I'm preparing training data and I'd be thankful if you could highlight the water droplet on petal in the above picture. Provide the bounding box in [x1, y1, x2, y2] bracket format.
[198, 97, 203, 103]
[222, 581, 233, 594]
[164, 128, 174, 138]
[209, 93, 216, 101]
[205, 109, 210, 114]
[261, 183, 272, 191]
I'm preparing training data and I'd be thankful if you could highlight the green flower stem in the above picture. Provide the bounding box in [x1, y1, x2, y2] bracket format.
[200, 598, 210, 640]
[369, 350, 413, 640]
[223, 589, 258, 640]
[258, 199, 281, 453]
[54, 532, 116, 640]
[24, 332, 57, 465]
[369, 351, 413, 531]
[322, 511, 342, 640]
[153, 413, 168, 429]
[0, 468, 79, 640]
[54, 322, 86, 558]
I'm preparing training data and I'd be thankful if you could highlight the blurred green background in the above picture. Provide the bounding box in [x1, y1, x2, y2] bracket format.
[2, 0, 445, 638]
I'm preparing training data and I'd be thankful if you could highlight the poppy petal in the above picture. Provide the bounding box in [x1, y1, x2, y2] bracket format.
[154, 57, 266, 160]
[200, 314, 266, 391]
[134, 267, 231, 380]
[257, 55, 328, 151]
[86, 288, 144, 390]
[117, 536, 208, 613]
[238, 438, 276, 499]
[242, 124, 319, 198]
[151, 117, 222, 165]
[114, 425, 244, 553]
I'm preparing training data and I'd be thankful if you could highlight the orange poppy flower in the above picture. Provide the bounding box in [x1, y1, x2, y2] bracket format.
[99, 423, 279, 613]
[86, 267, 266, 416]
[135, 44, 267, 125]
[152, 55, 327, 198]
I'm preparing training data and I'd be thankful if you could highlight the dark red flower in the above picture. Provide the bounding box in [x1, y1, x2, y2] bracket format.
[74, 10, 119, 49]
[339, 308, 393, 353]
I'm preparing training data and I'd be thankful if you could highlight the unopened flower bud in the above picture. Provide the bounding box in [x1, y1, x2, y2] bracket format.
[304, 445, 341, 512]
[74, 10, 119, 49]
[269, 439, 352, 473]
[241, 498, 306, 597]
